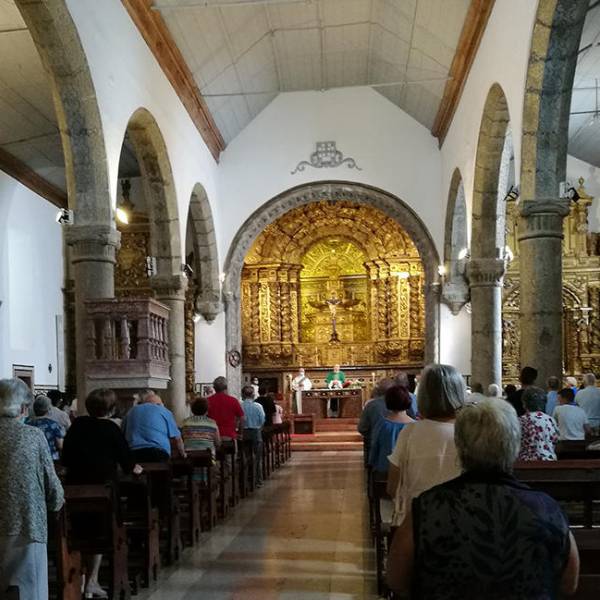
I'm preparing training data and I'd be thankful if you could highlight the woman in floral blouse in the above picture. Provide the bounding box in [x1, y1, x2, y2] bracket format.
[518, 386, 559, 461]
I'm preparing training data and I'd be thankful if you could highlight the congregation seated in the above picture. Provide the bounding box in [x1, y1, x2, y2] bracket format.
[122, 389, 186, 462]
[46, 388, 72, 432]
[486, 383, 503, 399]
[575, 373, 600, 432]
[387, 398, 580, 599]
[241, 384, 266, 486]
[386, 364, 465, 527]
[0, 378, 64, 600]
[507, 366, 538, 417]
[553, 387, 590, 441]
[518, 387, 558, 461]
[546, 375, 561, 415]
[368, 385, 414, 473]
[26, 394, 65, 460]
[62, 388, 142, 599]
[255, 386, 276, 427]
[207, 376, 244, 441]
[181, 397, 221, 479]
[357, 377, 395, 441]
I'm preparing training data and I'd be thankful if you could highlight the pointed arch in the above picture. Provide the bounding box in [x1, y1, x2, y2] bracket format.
[186, 184, 222, 322]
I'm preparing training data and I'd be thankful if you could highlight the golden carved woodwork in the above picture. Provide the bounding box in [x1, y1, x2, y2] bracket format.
[184, 283, 196, 395]
[115, 213, 151, 298]
[241, 201, 425, 368]
[503, 178, 600, 380]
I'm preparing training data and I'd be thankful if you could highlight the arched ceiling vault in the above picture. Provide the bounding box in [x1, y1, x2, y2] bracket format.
[244, 200, 420, 266]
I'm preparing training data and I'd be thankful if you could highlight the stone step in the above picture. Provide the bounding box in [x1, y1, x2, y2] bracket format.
[292, 441, 364, 452]
[292, 432, 362, 443]
[315, 418, 359, 432]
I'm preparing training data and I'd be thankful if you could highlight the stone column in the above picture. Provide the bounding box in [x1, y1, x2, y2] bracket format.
[467, 257, 506, 389]
[152, 274, 188, 423]
[224, 289, 242, 398]
[518, 201, 570, 387]
[64, 224, 120, 401]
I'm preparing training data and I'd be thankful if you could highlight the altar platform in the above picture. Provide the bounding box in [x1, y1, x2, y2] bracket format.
[291, 418, 363, 452]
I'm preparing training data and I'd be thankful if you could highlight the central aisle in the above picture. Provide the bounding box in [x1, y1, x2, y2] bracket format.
[138, 451, 376, 600]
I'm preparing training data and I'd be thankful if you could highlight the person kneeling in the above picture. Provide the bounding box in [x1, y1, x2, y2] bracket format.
[387, 398, 579, 599]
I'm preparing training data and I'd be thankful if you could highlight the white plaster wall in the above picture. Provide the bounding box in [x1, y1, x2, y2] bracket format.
[440, 0, 539, 236]
[194, 313, 226, 384]
[216, 87, 444, 259]
[567, 154, 600, 231]
[0, 172, 64, 387]
[439, 304, 472, 378]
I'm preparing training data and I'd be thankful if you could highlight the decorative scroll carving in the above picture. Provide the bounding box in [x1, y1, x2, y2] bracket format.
[291, 141, 362, 175]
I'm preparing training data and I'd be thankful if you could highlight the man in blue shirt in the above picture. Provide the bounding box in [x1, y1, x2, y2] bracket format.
[545, 376, 560, 415]
[241, 385, 265, 486]
[123, 391, 185, 462]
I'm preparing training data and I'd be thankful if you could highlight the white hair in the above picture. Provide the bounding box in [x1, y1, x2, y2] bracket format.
[566, 376, 578, 388]
[487, 383, 501, 398]
[455, 398, 521, 473]
[0, 378, 33, 418]
[583, 373, 596, 387]
[417, 364, 466, 419]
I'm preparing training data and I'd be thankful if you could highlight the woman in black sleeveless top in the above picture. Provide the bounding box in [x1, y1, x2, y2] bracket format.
[387, 398, 579, 599]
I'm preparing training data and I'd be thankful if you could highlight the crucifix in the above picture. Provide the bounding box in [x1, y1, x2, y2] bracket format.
[309, 290, 360, 343]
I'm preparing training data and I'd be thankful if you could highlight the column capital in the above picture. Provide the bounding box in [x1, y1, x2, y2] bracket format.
[64, 224, 120, 265]
[518, 199, 570, 242]
[441, 280, 470, 315]
[467, 258, 506, 288]
[196, 290, 223, 323]
[151, 274, 188, 300]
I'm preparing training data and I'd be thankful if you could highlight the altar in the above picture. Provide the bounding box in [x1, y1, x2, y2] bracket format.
[301, 388, 363, 419]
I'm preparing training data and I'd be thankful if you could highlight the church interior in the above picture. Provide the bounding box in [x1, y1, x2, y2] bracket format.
[2, 0, 600, 598]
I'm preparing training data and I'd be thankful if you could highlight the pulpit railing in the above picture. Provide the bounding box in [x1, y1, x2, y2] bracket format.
[85, 297, 171, 389]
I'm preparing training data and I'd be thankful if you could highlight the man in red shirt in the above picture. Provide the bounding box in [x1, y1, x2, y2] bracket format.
[207, 376, 244, 440]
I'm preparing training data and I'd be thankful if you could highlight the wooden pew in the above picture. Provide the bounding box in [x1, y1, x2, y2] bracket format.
[557, 440, 600, 461]
[47, 508, 81, 600]
[220, 440, 239, 508]
[137, 463, 182, 566]
[572, 528, 600, 599]
[171, 458, 201, 547]
[262, 428, 274, 480]
[64, 484, 130, 600]
[119, 474, 160, 590]
[215, 446, 233, 519]
[238, 439, 254, 498]
[369, 470, 393, 597]
[186, 449, 219, 531]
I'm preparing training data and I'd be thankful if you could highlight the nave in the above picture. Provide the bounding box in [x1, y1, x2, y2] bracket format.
[137, 452, 375, 600]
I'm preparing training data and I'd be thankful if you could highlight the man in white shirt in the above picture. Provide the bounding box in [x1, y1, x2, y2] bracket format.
[576, 373, 600, 429]
[553, 387, 589, 440]
[291, 368, 312, 414]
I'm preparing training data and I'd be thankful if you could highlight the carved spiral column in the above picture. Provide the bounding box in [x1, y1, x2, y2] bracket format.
[289, 266, 302, 343]
[468, 257, 506, 389]
[184, 283, 196, 395]
[519, 201, 570, 387]
[409, 271, 423, 338]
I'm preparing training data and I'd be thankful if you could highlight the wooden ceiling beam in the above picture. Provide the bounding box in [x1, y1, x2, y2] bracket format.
[0, 147, 67, 209]
[121, 0, 226, 161]
[432, 0, 496, 146]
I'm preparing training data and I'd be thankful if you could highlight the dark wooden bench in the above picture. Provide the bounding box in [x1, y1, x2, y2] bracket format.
[64, 484, 130, 600]
[292, 414, 314, 434]
[47, 508, 81, 600]
[220, 440, 240, 508]
[186, 449, 219, 531]
[171, 459, 202, 547]
[138, 463, 181, 566]
[369, 470, 393, 597]
[119, 473, 160, 590]
[215, 446, 233, 518]
[238, 439, 256, 498]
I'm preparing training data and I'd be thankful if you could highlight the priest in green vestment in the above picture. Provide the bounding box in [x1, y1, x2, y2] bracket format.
[325, 365, 345, 417]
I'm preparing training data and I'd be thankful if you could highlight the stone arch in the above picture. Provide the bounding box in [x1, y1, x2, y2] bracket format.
[123, 108, 182, 280]
[223, 181, 440, 394]
[468, 83, 512, 390]
[14, 0, 112, 223]
[442, 168, 469, 314]
[518, 0, 589, 387]
[471, 84, 511, 260]
[13, 0, 115, 399]
[187, 184, 222, 322]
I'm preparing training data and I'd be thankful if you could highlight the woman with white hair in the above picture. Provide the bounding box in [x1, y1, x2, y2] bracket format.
[0, 378, 64, 600]
[387, 399, 579, 599]
[386, 364, 466, 527]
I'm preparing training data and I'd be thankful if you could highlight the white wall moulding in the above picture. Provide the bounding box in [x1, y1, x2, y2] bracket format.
[291, 142, 362, 175]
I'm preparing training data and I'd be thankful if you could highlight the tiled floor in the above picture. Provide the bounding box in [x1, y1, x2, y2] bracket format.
[137, 451, 376, 600]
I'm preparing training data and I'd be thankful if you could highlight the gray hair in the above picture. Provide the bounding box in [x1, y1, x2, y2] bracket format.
[372, 377, 395, 398]
[33, 395, 51, 417]
[0, 378, 33, 418]
[565, 376, 578, 388]
[417, 364, 466, 419]
[241, 384, 254, 399]
[487, 383, 501, 398]
[455, 398, 521, 473]
[522, 386, 547, 412]
[583, 373, 596, 387]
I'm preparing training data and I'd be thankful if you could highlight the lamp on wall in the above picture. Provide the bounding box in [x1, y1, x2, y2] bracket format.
[55, 209, 73, 225]
[457, 247, 470, 261]
[182, 263, 194, 278]
[116, 179, 134, 224]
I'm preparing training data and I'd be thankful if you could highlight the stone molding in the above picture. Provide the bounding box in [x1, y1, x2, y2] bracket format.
[518, 199, 571, 242]
[151, 274, 188, 300]
[223, 181, 441, 395]
[441, 280, 470, 315]
[467, 258, 506, 288]
[64, 224, 121, 266]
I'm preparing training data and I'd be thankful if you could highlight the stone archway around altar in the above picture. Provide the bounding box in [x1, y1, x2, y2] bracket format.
[222, 182, 440, 395]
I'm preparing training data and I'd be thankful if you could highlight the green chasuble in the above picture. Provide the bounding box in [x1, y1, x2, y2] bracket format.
[325, 371, 346, 385]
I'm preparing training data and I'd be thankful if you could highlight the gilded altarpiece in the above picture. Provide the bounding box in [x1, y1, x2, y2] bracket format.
[502, 179, 600, 381]
[241, 201, 426, 369]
